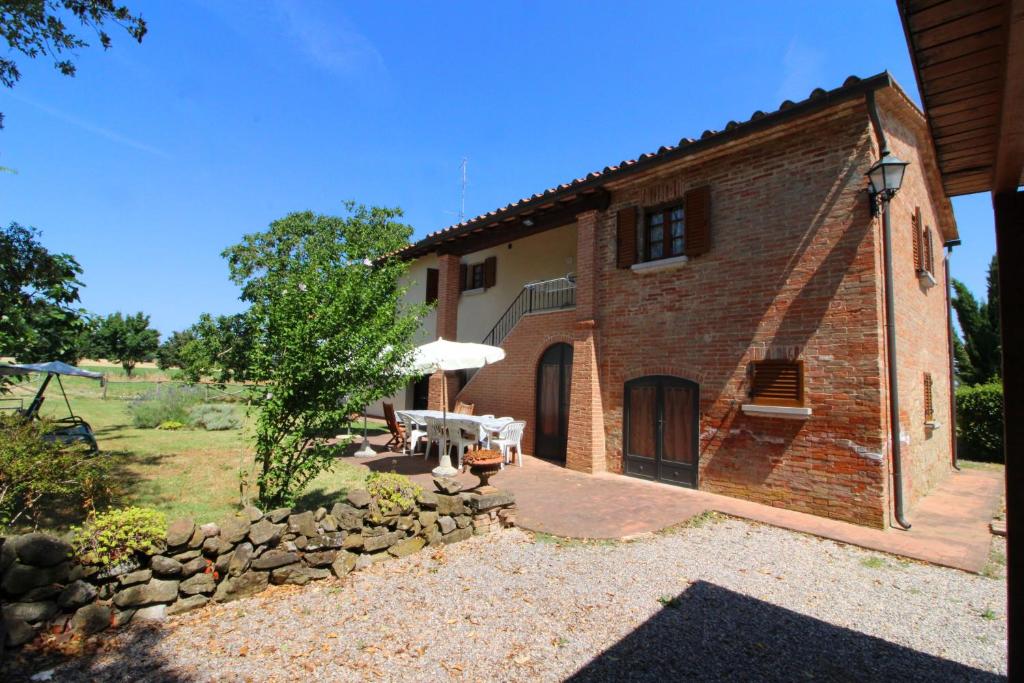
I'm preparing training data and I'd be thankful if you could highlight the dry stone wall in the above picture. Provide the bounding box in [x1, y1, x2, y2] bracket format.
[0, 481, 516, 650]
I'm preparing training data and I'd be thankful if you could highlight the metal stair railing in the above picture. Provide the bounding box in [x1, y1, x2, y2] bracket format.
[481, 275, 576, 347]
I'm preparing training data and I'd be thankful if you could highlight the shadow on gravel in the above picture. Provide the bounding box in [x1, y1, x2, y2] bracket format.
[1, 624, 186, 683]
[568, 581, 1002, 682]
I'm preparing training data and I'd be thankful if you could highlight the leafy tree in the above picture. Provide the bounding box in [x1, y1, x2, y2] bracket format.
[176, 312, 253, 383]
[156, 328, 196, 370]
[952, 255, 1001, 385]
[1, 0, 147, 127]
[223, 203, 425, 507]
[0, 222, 86, 379]
[90, 311, 159, 376]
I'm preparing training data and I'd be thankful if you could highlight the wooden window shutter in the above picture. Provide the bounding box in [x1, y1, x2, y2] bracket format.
[912, 207, 923, 273]
[459, 263, 468, 292]
[924, 228, 935, 274]
[923, 372, 934, 421]
[616, 207, 637, 268]
[483, 256, 497, 288]
[684, 185, 711, 257]
[425, 268, 439, 304]
[750, 359, 804, 407]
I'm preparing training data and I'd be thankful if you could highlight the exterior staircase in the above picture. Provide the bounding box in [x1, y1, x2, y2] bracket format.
[481, 276, 576, 347]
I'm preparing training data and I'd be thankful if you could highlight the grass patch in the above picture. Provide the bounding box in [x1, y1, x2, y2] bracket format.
[531, 531, 618, 548]
[979, 607, 997, 621]
[859, 556, 888, 570]
[8, 378, 381, 531]
[957, 459, 1004, 473]
[658, 595, 683, 609]
[980, 543, 1007, 580]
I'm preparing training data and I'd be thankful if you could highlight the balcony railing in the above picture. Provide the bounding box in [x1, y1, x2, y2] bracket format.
[482, 275, 576, 347]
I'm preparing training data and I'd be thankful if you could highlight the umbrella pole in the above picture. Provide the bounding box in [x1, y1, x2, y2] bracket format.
[354, 405, 376, 457]
[432, 370, 458, 477]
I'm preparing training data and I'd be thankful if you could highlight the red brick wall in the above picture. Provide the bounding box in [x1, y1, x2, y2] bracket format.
[878, 103, 955, 511]
[454, 310, 579, 455]
[594, 104, 890, 527]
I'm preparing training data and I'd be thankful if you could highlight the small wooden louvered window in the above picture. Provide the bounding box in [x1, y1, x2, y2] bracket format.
[923, 228, 935, 275]
[750, 360, 804, 407]
[923, 372, 934, 422]
[617, 207, 637, 268]
[912, 207, 923, 273]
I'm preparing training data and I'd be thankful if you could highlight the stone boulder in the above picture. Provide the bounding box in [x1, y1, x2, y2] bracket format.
[180, 556, 208, 579]
[134, 605, 167, 622]
[288, 511, 318, 538]
[433, 477, 463, 495]
[267, 507, 291, 524]
[70, 604, 111, 636]
[113, 579, 180, 608]
[438, 516, 457, 535]
[179, 572, 216, 596]
[213, 571, 268, 603]
[248, 519, 285, 547]
[4, 618, 36, 647]
[435, 494, 466, 516]
[167, 595, 208, 616]
[13, 533, 71, 567]
[342, 533, 363, 551]
[270, 566, 330, 586]
[119, 569, 152, 586]
[199, 522, 220, 538]
[330, 503, 364, 531]
[218, 515, 251, 544]
[418, 510, 438, 527]
[228, 543, 254, 577]
[441, 527, 473, 545]
[362, 530, 404, 553]
[388, 537, 426, 558]
[166, 518, 197, 548]
[242, 505, 264, 523]
[418, 491, 439, 509]
[251, 550, 299, 571]
[331, 551, 356, 578]
[467, 490, 516, 512]
[2, 561, 69, 594]
[150, 555, 183, 577]
[346, 489, 372, 509]
[302, 550, 337, 567]
[58, 580, 98, 610]
[2, 601, 58, 624]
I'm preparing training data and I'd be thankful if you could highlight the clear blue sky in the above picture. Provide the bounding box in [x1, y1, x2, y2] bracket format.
[0, 0, 997, 338]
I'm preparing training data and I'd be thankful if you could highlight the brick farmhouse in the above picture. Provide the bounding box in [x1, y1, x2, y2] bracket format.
[379, 72, 959, 529]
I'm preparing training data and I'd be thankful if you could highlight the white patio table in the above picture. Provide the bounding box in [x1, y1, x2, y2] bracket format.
[397, 410, 508, 445]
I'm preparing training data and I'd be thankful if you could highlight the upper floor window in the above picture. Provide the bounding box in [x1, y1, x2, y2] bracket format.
[645, 206, 686, 262]
[460, 256, 497, 292]
[471, 263, 485, 289]
[749, 359, 804, 407]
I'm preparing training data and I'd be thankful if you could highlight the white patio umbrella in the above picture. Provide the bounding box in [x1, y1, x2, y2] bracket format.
[410, 338, 506, 476]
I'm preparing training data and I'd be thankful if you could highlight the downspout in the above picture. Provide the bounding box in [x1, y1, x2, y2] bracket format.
[944, 240, 962, 470]
[866, 91, 911, 529]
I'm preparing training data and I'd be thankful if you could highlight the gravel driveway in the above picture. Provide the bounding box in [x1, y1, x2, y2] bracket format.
[6, 517, 1007, 681]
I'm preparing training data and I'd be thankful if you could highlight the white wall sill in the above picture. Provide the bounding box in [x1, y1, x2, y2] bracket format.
[630, 255, 689, 273]
[925, 420, 942, 430]
[918, 270, 937, 289]
[741, 404, 813, 419]
[461, 287, 486, 296]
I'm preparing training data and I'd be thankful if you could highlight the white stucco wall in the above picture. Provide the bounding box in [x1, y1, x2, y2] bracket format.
[456, 222, 577, 343]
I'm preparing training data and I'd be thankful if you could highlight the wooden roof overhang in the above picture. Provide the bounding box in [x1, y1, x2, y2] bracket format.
[899, 0, 1024, 196]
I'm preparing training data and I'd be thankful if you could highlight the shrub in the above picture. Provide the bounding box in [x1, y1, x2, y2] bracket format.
[188, 404, 242, 431]
[956, 381, 1004, 462]
[72, 506, 167, 568]
[365, 472, 422, 513]
[156, 420, 186, 430]
[0, 415, 110, 531]
[127, 384, 204, 428]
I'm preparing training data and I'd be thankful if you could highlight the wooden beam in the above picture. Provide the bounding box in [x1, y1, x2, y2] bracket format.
[993, 0, 1024, 192]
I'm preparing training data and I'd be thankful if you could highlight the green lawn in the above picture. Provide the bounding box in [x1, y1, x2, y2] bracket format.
[8, 375, 387, 530]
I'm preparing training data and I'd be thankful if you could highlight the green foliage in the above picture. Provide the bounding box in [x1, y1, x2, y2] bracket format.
[188, 404, 242, 431]
[156, 420, 185, 431]
[952, 256, 1001, 385]
[365, 472, 422, 513]
[0, 223, 86, 382]
[222, 203, 427, 507]
[127, 384, 204, 428]
[72, 506, 166, 568]
[956, 381, 1004, 462]
[156, 329, 196, 370]
[89, 311, 160, 377]
[0, 414, 109, 530]
[0, 1, 146, 127]
[175, 312, 253, 383]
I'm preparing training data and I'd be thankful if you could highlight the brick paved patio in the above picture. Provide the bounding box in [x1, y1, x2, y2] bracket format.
[352, 434, 1003, 573]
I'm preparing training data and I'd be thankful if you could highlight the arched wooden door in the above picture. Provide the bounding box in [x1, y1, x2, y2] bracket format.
[623, 376, 699, 488]
[535, 343, 573, 462]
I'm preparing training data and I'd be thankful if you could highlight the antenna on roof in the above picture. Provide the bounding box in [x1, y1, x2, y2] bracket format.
[459, 157, 467, 223]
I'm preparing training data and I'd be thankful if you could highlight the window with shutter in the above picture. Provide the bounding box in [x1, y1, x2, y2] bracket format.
[617, 207, 637, 268]
[923, 372, 934, 422]
[684, 185, 711, 257]
[425, 268, 439, 305]
[749, 360, 804, 407]
[484, 256, 497, 288]
[459, 263, 468, 292]
[912, 208, 922, 273]
[923, 228, 935, 275]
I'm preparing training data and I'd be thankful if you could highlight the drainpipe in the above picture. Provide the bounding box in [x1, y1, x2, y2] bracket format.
[944, 240, 962, 470]
[866, 91, 911, 530]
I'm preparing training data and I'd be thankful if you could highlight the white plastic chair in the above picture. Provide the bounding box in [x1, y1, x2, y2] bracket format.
[483, 417, 514, 450]
[448, 417, 479, 469]
[491, 420, 525, 467]
[424, 416, 448, 462]
[397, 411, 427, 456]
